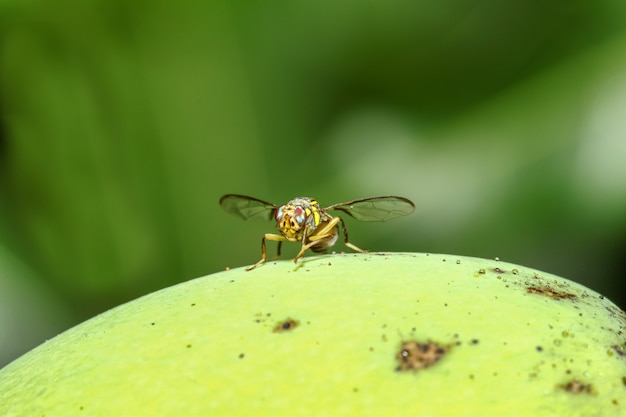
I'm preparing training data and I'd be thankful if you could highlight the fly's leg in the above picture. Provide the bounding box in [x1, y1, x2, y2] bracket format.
[337, 216, 366, 253]
[292, 216, 366, 263]
[246, 233, 287, 271]
[293, 218, 341, 263]
[272, 241, 283, 261]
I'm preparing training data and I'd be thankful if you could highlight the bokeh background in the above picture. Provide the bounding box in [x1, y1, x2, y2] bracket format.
[1, 0, 625, 367]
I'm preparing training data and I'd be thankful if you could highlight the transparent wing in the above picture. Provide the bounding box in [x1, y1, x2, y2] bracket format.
[325, 196, 415, 222]
[219, 194, 277, 221]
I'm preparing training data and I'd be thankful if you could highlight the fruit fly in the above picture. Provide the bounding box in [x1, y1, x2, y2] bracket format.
[219, 194, 415, 271]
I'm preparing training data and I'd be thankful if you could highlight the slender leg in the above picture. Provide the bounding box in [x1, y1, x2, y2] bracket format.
[276, 241, 282, 259]
[337, 217, 366, 253]
[294, 238, 311, 263]
[291, 216, 367, 263]
[293, 226, 317, 263]
[246, 233, 287, 271]
[293, 218, 341, 263]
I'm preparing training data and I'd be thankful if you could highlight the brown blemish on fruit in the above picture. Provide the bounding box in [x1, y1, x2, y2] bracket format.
[273, 317, 299, 333]
[606, 305, 626, 329]
[527, 285, 576, 300]
[558, 379, 595, 395]
[612, 344, 626, 357]
[395, 340, 451, 372]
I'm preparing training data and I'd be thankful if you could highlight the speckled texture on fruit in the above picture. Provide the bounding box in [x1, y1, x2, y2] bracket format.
[0, 253, 624, 416]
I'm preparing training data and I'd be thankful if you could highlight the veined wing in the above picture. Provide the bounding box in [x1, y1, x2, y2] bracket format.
[325, 196, 415, 222]
[219, 194, 277, 221]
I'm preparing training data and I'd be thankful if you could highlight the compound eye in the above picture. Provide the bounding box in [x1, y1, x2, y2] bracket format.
[293, 206, 305, 225]
[275, 206, 285, 221]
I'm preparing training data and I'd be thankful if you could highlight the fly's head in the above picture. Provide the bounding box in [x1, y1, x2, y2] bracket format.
[275, 197, 321, 240]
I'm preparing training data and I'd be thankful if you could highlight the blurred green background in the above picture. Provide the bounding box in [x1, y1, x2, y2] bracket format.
[1, 0, 625, 366]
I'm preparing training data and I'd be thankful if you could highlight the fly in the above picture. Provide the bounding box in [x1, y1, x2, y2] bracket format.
[219, 194, 415, 270]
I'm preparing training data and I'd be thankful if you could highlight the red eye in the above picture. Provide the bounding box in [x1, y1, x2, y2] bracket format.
[293, 207, 305, 224]
[275, 206, 285, 221]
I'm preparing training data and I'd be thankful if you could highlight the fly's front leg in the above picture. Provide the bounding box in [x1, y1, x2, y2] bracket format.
[246, 233, 287, 271]
[293, 218, 341, 263]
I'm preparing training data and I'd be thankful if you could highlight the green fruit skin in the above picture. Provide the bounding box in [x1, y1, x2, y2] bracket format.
[0, 253, 625, 416]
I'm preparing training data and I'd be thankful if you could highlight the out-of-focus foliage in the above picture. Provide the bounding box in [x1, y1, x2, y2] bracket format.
[0, 0, 625, 366]
[0, 244, 72, 364]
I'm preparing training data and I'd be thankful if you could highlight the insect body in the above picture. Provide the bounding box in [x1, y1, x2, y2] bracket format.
[219, 194, 415, 270]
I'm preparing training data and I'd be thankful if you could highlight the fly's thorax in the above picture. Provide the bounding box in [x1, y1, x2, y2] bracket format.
[274, 197, 322, 240]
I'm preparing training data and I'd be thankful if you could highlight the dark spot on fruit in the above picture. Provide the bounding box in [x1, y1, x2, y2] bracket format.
[492, 267, 505, 274]
[536, 346, 543, 352]
[470, 339, 479, 345]
[558, 379, 594, 394]
[527, 285, 576, 300]
[239, 353, 245, 359]
[273, 317, 300, 333]
[253, 312, 275, 325]
[395, 340, 451, 372]
[611, 344, 625, 357]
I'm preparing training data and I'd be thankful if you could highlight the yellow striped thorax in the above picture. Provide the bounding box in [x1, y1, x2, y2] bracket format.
[274, 197, 323, 240]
